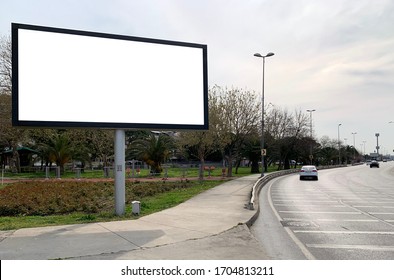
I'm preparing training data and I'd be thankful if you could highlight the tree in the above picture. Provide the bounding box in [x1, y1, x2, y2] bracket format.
[27, 129, 57, 169]
[176, 88, 226, 178]
[210, 86, 261, 177]
[265, 106, 310, 170]
[240, 135, 261, 173]
[67, 129, 113, 169]
[0, 36, 29, 172]
[42, 132, 74, 174]
[0, 36, 11, 93]
[128, 132, 174, 174]
[318, 136, 337, 165]
[177, 130, 215, 179]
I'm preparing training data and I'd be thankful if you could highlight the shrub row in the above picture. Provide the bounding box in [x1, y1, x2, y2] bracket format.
[0, 180, 193, 216]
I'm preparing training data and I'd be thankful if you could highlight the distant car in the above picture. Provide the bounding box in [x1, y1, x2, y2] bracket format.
[300, 165, 318, 180]
[366, 160, 371, 165]
[370, 160, 379, 168]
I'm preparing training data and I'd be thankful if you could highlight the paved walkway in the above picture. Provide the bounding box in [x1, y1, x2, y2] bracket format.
[0, 175, 269, 260]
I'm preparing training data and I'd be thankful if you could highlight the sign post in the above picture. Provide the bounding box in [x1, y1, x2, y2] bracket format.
[114, 129, 125, 216]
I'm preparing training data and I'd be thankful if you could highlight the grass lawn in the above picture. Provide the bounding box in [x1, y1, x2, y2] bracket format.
[0, 180, 225, 231]
[2, 165, 279, 180]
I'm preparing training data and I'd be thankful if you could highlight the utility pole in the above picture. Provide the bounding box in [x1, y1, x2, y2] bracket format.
[375, 133, 380, 160]
[307, 109, 316, 164]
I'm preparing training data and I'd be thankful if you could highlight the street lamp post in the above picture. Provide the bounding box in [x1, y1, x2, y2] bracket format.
[254, 52, 274, 177]
[352, 132, 357, 162]
[390, 122, 394, 156]
[307, 109, 316, 164]
[344, 138, 348, 164]
[375, 133, 380, 160]
[338, 123, 342, 165]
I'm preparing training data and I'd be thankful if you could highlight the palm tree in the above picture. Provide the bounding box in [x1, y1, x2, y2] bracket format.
[128, 133, 174, 174]
[44, 133, 73, 174]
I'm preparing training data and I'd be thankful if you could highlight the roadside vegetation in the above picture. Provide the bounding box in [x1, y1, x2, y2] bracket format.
[0, 179, 225, 230]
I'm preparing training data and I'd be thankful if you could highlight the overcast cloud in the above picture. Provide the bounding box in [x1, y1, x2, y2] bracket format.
[1, 0, 393, 154]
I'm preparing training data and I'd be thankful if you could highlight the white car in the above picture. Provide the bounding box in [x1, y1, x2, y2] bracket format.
[299, 165, 318, 180]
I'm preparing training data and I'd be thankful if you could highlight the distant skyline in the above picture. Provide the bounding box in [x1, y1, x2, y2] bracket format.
[1, 0, 393, 154]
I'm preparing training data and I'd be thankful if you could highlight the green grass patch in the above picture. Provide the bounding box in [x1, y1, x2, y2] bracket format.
[139, 180, 218, 216]
[0, 180, 224, 230]
[2, 166, 265, 180]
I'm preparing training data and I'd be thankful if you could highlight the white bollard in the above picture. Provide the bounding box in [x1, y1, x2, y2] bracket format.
[132, 201, 140, 215]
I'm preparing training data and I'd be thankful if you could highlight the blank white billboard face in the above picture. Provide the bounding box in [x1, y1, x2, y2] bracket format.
[12, 23, 208, 129]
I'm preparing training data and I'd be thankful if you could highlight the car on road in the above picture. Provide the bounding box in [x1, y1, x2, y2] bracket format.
[370, 160, 379, 168]
[299, 165, 318, 180]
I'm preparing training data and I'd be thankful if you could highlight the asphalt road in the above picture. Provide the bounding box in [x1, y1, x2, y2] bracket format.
[251, 162, 394, 260]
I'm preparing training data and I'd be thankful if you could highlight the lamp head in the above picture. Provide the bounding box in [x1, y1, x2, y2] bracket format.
[254, 52, 275, 58]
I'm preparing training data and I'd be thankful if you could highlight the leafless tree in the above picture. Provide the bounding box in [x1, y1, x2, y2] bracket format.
[210, 85, 261, 176]
[0, 36, 28, 172]
[265, 106, 310, 169]
[0, 35, 11, 94]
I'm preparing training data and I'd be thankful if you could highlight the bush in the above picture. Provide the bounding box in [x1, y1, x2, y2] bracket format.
[0, 180, 194, 216]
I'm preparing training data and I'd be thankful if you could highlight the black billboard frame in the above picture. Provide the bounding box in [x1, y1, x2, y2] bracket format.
[12, 23, 209, 130]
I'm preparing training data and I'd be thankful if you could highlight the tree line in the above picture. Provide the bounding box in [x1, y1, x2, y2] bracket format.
[1, 36, 360, 175]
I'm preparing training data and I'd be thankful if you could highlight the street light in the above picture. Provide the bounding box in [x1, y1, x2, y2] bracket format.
[352, 132, 357, 162]
[375, 133, 380, 160]
[307, 109, 316, 164]
[344, 138, 348, 164]
[254, 52, 275, 177]
[338, 124, 342, 165]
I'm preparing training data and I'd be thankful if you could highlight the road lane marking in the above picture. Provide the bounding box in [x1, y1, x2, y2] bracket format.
[274, 204, 347, 207]
[267, 179, 316, 260]
[279, 211, 361, 214]
[267, 181, 283, 222]
[273, 200, 339, 203]
[338, 200, 394, 228]
[283, 218, 379, 222]
[353, 206, 394, 208]
[342, 201, 394, 203]
[274, 203, 344, 208]
[306, 244, 394, 251]
[293, 230, 394, 235]
[284, 227, 316, 260]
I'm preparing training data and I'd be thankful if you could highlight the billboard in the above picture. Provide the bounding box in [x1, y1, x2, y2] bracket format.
[12, 23, 208, 130]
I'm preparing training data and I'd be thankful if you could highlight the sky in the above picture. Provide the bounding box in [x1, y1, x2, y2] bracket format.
[1, 0, 394, 155]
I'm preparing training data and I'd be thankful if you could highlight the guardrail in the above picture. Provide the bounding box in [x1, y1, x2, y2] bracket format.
[248, 165, 348, 210]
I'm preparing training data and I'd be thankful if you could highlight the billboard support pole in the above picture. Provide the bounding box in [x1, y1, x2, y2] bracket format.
[114, 129, 126, 216]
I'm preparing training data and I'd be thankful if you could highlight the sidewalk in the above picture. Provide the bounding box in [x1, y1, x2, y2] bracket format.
[0, 174, 269, 260]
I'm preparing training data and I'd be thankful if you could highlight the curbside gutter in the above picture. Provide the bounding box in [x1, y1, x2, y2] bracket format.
[245, 164, 348, 227]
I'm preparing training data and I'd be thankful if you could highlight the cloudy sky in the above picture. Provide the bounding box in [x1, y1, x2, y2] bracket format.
[1, 0, 393, 155]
